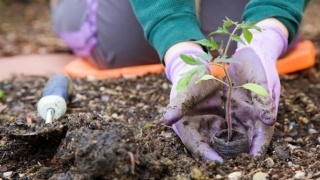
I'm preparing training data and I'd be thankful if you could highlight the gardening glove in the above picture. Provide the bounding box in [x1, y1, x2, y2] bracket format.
[228, 25, 288, 156]
[164, 48, 225, 163]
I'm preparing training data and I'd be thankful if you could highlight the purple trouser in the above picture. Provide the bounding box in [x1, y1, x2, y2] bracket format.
[51, 0, 249, 69]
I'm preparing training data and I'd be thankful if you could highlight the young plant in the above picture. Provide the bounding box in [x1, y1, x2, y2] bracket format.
[0, 89, 3, 99]
[177, 18, 269, 141]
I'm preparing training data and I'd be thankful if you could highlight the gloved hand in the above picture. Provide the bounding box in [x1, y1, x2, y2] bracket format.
[163, 48, 225, 163]
[227, 25, 288, 156]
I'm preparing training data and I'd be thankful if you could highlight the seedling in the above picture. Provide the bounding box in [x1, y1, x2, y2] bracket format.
[0, 90, 4, 99]
[176, 18, 269, 142]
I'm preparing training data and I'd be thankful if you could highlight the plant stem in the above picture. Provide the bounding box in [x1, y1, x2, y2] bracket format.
[210, 62, 233, 141]
[223, 26, 239, 57]
[221, 25, 239, 141]
[225, 73, 233, 141]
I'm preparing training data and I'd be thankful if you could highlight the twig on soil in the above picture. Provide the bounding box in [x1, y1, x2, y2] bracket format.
[26, 117, 32, 126]
[308, 161, 320, 168]
[245, 168, 262, 177]
[127, 151, 135, 175]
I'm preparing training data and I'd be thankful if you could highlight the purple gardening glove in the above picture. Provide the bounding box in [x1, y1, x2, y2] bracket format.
[227, 26, 288, 156]
[163, 48, 225, 163]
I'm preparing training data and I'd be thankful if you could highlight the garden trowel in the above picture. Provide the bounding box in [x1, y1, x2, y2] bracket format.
[9, 75, 73, 140]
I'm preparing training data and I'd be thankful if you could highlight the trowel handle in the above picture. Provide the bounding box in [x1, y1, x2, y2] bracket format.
[42, 75, 73, 102]
[37, 75, 73, 121]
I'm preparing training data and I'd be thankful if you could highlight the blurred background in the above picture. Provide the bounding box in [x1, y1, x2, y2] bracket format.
[0, 0, 319, 57]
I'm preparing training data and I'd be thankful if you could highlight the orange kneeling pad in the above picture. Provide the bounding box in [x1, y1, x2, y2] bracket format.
[64, 40, 316, 79]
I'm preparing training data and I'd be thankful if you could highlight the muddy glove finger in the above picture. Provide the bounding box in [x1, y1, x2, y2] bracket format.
[173, 114, 224, 163]
[248, 121, 275, 156]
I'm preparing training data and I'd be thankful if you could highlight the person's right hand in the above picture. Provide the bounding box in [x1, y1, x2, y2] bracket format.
[163, 46, 225, 163]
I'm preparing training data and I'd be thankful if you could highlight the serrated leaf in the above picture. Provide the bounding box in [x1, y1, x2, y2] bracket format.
[196, 38, 218, 50]
[176, 68, 197, 92]
[209, 27, 229, 36]
[242, 28, 253, 44]
[195, 52, 212, 61]
[241, 83, 269, 97]
[223, 19, 233, 27]
[238, 21, 256, 29]
[180, 54, 203, 65]
[0, 90, 3, 99]
[195, 74, 215, 83]
[214, 56, 240, 64]
[231, 34, 246, 45]
[250, 25, 262, 32]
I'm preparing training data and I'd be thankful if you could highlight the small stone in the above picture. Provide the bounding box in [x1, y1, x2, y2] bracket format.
[3, 171, 12, 178]
[310, 148, 317, 152]
[309, 128, 318, 134]
[284, 137, 293, 142]
[272, 174, 279, 179]
[293, 164, 300, 169]
[301, 117, 309, 124]
[0, 140, 7, 146]
[208, 162, 217, 169]
[162, 82, 169, 90]
[111, 113, 118, 118]
[215, 174, 223, 179]
[264, 157, 274, 168]
[160, 131, 172, 138]
[101, 95, 110, 102]
[294, 171, 305, 179]
[190, 168, 203, 180]
[296, 138, 304, 144]
[252, 172, 269, 180]
[228, 171, 242, 180]
[287, 161, 293, 167]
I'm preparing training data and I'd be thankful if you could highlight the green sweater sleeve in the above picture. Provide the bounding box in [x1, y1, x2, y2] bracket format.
[130, 0, 205, 62]
[242, 0, 310, 43]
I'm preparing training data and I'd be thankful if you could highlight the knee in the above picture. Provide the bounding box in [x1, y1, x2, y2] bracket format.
[51, 0, 86, 32]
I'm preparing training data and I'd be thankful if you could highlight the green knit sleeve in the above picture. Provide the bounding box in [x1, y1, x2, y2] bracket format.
[242, 0, 310, 43]
[130, 0, 205, 62]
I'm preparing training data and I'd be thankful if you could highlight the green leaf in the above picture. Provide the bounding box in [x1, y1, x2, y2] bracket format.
[196, 65, 206, 79]
[238, 21, 262, 32]
[209, 26, 229, 36]
[250, 25, 262, 32]
[195, 52, 212, 61]
[140, 123, 155, 130]
[231, 34, 246, 45]
[176, 68, 197, 92]
[180, 54, 203, 65]
[223, 18, 233, 27]
[0, 90, 3, 99]
[238, 21, 256, 29]
[241, 83, 269, 97]
[214, 56, 240, 64]
[195, 74, 216, 83]
[196, 38, 218, 51]
[242, 28, 253, 44]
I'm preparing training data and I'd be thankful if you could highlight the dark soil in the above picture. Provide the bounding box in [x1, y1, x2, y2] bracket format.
[0, 1, 320, 179]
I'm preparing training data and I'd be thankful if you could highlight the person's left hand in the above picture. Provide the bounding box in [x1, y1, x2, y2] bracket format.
[225, 47, 279, 156]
